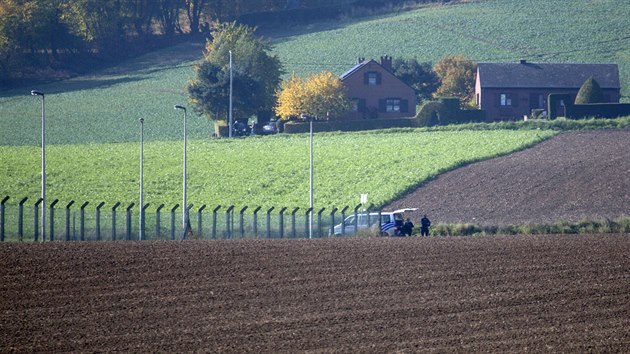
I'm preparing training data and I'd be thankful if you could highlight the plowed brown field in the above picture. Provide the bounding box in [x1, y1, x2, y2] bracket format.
[388, 130, 630, 226]
[1, 236, 629, 352]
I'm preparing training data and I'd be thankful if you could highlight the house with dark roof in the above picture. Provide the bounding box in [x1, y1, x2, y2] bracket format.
[340, 56, 416, 119]
[475, 60, 621, 120]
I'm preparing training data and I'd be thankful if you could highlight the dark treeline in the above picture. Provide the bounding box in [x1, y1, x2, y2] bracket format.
[0, 0, 446, 86]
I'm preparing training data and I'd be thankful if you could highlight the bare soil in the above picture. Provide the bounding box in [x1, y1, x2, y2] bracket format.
[1, 236, 629, 352]
[387, 129, 630, 226]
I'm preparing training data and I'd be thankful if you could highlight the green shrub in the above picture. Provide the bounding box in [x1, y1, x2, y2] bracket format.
[575, 77, 604, 104]
[416, 101, 444, 127]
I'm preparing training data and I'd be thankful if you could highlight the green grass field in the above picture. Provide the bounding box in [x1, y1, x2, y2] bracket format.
[0, 0, 626, 209]
[0, 129, 554, 208]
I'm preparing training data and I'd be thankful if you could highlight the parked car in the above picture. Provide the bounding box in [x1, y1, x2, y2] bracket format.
[232, 120, 249, 137]
[262, 120, 279, 135]
[331, 208, 417, 236]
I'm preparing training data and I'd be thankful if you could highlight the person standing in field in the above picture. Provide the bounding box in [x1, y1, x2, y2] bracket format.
[420, 215, 431, 237]
[402, 218, 414, 237]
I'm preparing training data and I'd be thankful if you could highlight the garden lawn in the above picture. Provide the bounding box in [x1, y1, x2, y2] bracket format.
[0, 129, 555, 209]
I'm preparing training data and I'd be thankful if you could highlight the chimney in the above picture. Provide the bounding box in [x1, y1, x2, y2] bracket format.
[519, 59, 527, 64]
[380, 55, 392, 71]
[357, 57, 365, 64]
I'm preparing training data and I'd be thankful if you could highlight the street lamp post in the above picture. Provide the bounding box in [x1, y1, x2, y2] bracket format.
[229, 50, 233, 138]
[139, 118, 144, 240]
[174, 105, 188, 237]
[309, 116, 314, 239]
[31, 90, 45, 242]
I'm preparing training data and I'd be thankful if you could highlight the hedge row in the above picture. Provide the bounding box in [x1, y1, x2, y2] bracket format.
[548, 94, 630, 119]
[416, 98, 485, 126]
[283, 117, 416, 134]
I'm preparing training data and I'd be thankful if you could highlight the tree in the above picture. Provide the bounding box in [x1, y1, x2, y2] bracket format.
[392, 58, 439, 102]
[184, 0, 206, 33]
[275, 71, 351, 120]
[274, 73, 305, 119]
[575, 76, 604, 104]
[187, 61, 265, 121]
[188, 22, 282, 120]
[433, 55, 476, 108]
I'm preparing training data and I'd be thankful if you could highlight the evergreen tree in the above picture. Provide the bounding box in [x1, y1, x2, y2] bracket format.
[392, 58, 439, 102]
[575, 77, 604, 104]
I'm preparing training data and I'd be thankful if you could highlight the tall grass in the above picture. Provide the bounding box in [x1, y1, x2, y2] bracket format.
[429, 218, 630, 236]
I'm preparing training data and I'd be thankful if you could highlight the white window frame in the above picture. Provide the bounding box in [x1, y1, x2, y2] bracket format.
[368, 72, 378, 85]
[386, 98, 401, 112]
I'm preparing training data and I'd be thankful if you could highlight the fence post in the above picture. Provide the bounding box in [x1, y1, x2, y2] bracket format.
[340, 206, 349, 236]
[212, 205, 221, 239]
[279, 207, 287, 238]
[330, 207, 338, 237]
[18, 197, 28, 241]
[366, 204, 374, 232]
[34, 198, 43, 241]
[49, 199, 59, 241]
[197, 205, 206, 239]
[96, 202, 105, 241]
[377, 207, 382, 235]
[266, 207, 275, 239]
[305, 207, 313, 239]
[183, 204, 193, 240]
[354, 204, 362, 235]
[170, 204, 179, 241]
[155, 204, 164, 238]
[141, 203, 150, 240]
[239, 206, 248, 239]
[225, 205, 234, 239]
[0, 196, 8, 242]
[80, 201, 89, 241]
[111, 202, 121, 241]
[65, 200, 75, 241]
[253, 206, 261, 238]
[126, 203, 135, 240]
[317, 207, 325, 238]
[291, 207, 299, 238]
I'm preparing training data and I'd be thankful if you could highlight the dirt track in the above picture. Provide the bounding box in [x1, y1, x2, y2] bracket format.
[1, 236, 629, 352]
[388, 129, 630, 226]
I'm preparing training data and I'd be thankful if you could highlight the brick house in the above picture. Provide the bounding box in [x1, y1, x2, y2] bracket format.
[475, 60, 621, 120]
[340, 56, 416, 119]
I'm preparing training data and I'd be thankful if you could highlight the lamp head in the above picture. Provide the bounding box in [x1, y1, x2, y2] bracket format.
[31, 90, 44, 96]
[139, 118, 144, 124]
[174, 105, 186, 111]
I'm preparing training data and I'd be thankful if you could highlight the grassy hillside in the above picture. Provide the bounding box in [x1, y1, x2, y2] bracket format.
[0, 129, 554, 208]
[1, 0, 628, 147]
[273, 0, 630, 91]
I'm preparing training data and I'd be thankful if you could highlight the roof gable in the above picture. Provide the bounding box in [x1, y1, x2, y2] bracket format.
[340, 59, 377, 81]
[339, 58, 415, 94]
[477, 62, 620, 89]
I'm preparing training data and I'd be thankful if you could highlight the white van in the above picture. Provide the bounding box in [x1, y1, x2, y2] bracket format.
[331, 208, 417, 236]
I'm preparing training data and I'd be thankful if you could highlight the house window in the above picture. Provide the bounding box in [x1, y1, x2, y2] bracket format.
[368, 72, 378, 85]
[350, 98, 366, 113]
[500, 93, 515, 106]
[386, 99, 401, 112]
[364, 71, 381, 85]
[351, 99, 359, 112]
